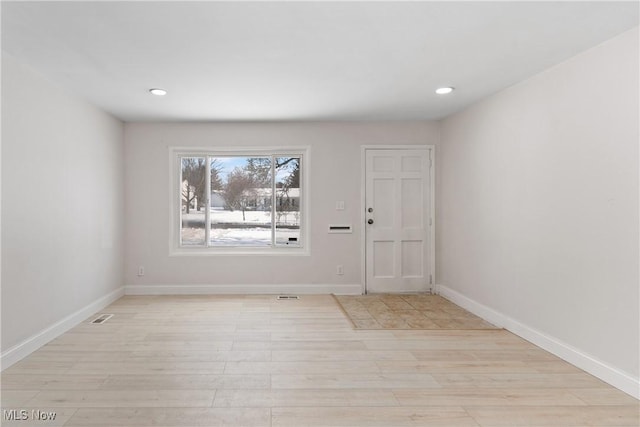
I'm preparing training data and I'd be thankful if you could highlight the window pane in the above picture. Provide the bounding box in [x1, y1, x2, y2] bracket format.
[275, 157, 301, 246]
[181, 157, 206, 246]
[210, 157, 272, 246]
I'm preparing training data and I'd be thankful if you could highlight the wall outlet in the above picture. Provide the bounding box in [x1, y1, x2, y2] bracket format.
[137, 266, 145, 277]
[336, 265, 344, 275]
[336, 201, 345, 210]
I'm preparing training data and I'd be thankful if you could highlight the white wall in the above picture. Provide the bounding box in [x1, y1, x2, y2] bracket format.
[1, 54, 125, 355]
[124, 122, 439, 293]
[439, 28, 639, 394]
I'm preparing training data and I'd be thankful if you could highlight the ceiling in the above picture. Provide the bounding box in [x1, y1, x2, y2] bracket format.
[2, 1, 638, 122]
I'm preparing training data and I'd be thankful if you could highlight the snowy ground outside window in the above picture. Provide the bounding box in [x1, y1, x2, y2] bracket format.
[181, 209, 300, 246]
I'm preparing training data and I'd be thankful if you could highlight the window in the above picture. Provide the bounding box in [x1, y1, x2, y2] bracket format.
[171, 147, 308, 254]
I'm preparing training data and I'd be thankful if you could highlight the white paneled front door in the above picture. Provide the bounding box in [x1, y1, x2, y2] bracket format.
[365, 148, 432, 293]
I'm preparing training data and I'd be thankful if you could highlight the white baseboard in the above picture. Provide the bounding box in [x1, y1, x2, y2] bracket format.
[125, 283, 363, 296]
[436, 284, 640, 399]
[1, 286, 125, 371]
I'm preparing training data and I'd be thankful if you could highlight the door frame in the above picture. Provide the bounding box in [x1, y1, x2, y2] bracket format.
[360, 145, 436, 295]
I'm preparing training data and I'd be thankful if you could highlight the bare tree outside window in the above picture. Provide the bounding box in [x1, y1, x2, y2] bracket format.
[181, 157, 206, 214]
[180, 157, 206, 245]
[224, 167, 258, 221]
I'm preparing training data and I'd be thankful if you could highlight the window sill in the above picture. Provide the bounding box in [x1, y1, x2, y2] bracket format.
[169, 247, 310, 257]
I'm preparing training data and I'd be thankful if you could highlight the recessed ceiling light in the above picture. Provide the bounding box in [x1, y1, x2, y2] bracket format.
[149, 88, 167, 96]
[435, 87, 454, 95]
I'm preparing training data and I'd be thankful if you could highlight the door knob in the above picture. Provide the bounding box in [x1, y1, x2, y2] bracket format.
[367, 219, 374, 224]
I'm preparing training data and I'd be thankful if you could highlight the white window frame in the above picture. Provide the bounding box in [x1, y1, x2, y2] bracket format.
[169, 146, 310, 256]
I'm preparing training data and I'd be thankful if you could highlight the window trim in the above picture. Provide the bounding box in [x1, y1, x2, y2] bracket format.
[169, 146, 310, 256]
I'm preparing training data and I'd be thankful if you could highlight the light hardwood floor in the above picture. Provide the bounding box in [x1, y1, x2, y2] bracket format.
[1, 295, 638, 426]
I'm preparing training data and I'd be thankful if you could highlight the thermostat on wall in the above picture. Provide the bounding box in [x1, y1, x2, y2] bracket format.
[328, 225, 352, 234]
